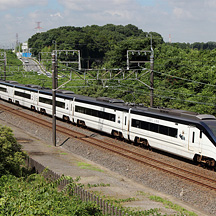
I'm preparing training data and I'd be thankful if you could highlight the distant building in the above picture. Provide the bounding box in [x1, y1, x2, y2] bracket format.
[22, 42, 28, 52]
[21, 42, 32, 58]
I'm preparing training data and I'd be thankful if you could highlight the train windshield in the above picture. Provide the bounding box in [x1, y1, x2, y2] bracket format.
[203, 120, 216, 137]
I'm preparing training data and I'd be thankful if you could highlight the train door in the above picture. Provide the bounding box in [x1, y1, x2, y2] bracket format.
[8, 87, 14, 101]
[69, 97, 75, 122]
[31, 92, 34, 108]
[188, 126, 201, 152]
[121, 109, 131, 140]
[34, 91, 39, 110]
[121, 112, 128, 139]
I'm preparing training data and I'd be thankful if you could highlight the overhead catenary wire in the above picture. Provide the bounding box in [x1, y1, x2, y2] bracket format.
[5, 59, 216, 107]
[97, 83, 216, 107]
[153, 70, 216, 87]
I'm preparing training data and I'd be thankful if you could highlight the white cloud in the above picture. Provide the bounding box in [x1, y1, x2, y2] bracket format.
[0, 0, 47, 10]
[28, 11, 40, 20]
[173, 7, 193, 19]
[59, 0, 135, 12]
[1, 0, 216, 47]
[50, 12, 63, 19]
[205, 0, 216, 7]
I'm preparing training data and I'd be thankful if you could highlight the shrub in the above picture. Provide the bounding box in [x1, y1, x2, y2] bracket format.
[0, 125, 26, 177]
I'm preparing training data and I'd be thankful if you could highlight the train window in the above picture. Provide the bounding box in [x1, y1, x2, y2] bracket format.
[102, 112, 108, 120]
[100, 112, 105, 119]
[102, 111, 115, 121]
[56, 101, 65, 108]
[150, 123, 158, 133]
[0, 87, 7, 92]
[86, 108, 92, 115]
[141, 121, 149, 130]
[132, 118, 178, 138]
[92, 109, 98, 117]
[132, 119, 140, 128]
[200, 131, 202, 139]
[159, 125, 169, 135]
[39, 97, 52, 105]
[192, 132, 195, 143]
[75, 105, 116, 122]
[169, 128, 178, 138]
[203, 120, 216, 137]
[75, 106, 85, 113]
[39, 97, 65, 108]
[15, 91, 31, 99]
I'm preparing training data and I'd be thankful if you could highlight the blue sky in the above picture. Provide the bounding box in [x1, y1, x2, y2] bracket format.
[0, 0, 216, 48]
[136, 0, 155, 6]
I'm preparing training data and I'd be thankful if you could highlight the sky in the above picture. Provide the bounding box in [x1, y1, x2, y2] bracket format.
[0, 0, 216, 48]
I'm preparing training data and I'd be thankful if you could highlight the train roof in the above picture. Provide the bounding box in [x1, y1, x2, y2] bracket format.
[131, 106, 216, 124]
[0, 80, 215, 123]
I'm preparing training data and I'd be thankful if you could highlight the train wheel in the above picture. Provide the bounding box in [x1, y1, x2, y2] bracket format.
[206, 160, 211, 167]
[134, 137, 140, 146]
[210, 159, 215, 167]
[194, 154, 202, 163]
[63, 115, 69, 122]
[119, 132, 124, 140]
[111, 130, 119, 138]
[40, 109, 46, 115]
[77, 120, 86, 127]
[31, 106, 36, 111]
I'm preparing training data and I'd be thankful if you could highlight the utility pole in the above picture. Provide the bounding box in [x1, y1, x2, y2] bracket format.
[150, 52, 154, 107]
[55, 49, 81, 70]
[126, 50, 151, 70]
[35, 22, 42, 33]
[52, 52, 57, 146]
[51, 50, 73, 147]
[150, 34, 154, 107]
[4, 52, 6, 81]
[52, 40, 57, 51]
[0, 52, 6, 80]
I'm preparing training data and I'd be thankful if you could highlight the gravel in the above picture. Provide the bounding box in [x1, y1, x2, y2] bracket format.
[1, 101, 216, 215]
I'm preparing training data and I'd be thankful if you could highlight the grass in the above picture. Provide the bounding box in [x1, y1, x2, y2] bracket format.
[60, 152, 68, 155]
[87, 183, 110, 188]
[137, 191, 197, 216]
[77, 162, 104, 172]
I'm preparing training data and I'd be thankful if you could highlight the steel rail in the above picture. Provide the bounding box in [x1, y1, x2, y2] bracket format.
[1, 102, 216, 191]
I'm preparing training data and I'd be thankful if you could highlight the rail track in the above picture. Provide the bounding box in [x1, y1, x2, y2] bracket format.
[1, 102, 216, 191]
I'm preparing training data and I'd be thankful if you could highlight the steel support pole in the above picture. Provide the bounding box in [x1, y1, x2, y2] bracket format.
[150, 53, 154, 107]
[52, 52, 57, 146]
[4, 53, 6, 81]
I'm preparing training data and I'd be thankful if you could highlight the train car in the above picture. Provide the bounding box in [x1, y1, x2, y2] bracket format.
[37, 89, 70, 119]
[56, 91, 129, 136]
[0, 81, 18, 101]
[0, 80, 216, 168]
[129, 107, 216, 166]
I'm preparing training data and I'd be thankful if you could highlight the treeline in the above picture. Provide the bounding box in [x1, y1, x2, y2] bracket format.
[28, 24, 163, 69]
[170, 41, 216, 50]
[26, 24, 216, 115]
[153, 44, 216, 114]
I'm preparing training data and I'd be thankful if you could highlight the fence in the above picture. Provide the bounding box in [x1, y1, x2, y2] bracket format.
[26, 157, 131, 216]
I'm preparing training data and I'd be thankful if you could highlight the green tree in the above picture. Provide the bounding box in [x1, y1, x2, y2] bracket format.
[0, 125, 26, 177]
[0, 174, 102, 215]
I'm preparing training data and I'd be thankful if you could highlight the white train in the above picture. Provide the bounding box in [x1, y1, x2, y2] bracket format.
[1, 80, 216, 168]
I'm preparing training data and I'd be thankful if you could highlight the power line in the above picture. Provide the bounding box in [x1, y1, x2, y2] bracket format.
[154, 88, 216, 100]
[153, 70, 216, 87]
[109, 85, 216, 107]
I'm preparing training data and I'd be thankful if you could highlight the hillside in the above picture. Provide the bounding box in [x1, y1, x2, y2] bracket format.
[18, 25, 216, 115]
